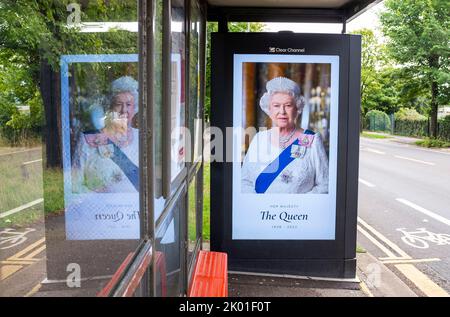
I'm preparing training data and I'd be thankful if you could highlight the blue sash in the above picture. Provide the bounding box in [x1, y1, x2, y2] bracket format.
[109, 141, 139, 191]
[84, 130, 139, 191]
[254, 130, 314, 194]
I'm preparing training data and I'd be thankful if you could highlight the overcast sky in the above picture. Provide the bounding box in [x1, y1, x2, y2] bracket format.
[264, 1, 385, 36]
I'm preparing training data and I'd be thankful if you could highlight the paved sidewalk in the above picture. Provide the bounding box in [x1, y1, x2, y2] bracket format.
[203, 243, 418, 297]
[362, 132, 450, 153]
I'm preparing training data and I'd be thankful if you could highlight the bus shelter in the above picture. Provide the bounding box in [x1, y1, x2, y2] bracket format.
[2, 0, 378, 297]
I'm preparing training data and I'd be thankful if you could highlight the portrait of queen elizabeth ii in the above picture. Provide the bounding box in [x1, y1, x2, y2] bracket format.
[241, 76, 329, 194]
[72, 75, 139, 194]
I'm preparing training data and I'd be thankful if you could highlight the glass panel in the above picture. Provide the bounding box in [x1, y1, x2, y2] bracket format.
[189, 0, 202, 164]
[154, 0, 164, 198]
[155, 196, 184, 297]
[0, 0, 143, 296]
[170, 0, 186, 182]
[187, 176, 197, 265]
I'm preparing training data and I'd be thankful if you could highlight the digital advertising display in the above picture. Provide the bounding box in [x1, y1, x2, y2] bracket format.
[211, 32, 361, 278]
[232, 54, 339, 240]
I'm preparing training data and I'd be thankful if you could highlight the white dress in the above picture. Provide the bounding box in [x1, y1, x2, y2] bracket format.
[241, 129, 329, 194]
[72, 128, 139, 193]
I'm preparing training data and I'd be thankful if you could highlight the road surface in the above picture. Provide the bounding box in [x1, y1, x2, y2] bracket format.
[358, 136, 450, 296]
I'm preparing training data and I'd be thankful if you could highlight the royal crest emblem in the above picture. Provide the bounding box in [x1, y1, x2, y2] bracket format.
[290, 144, 306, 159]
[280, 170, 294, 184]
[98, 144, 114, 158]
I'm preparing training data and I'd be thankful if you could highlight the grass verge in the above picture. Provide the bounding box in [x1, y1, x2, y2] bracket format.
[356, 245, 367, 253]
[361, 132, 391, 139]
[415, 138, 450, 148]
[0, 205, 44, 228]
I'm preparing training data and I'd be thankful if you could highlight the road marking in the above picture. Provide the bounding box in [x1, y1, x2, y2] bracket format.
[0, 198, 44, 219]
[22, 159, 42, 165]
[381, 258, 441, 265]
[396, 227, 450, 249]
[358, 217, 411, 259]
[0, 265, 23, 281]
[11, 238, 45, 259]
[359, 280, 374, 297]
[359, 178, 376, 188]
[24, 283, 42, 297]
[0, 238, 46, 281]
[402, 143, 450, 156]
[395, 264, 449, 297]
[358, 217, 448, 297]
[0, 260, 37, 265]
[396, 198, 450, 227]
[24, 245, 46, 259]
[394, 155, 435, 166]
[0, 148, 40, 158]
[41, 275, 114, 284]
[364, 148, 386, 155]
[357, 225, 398, 259]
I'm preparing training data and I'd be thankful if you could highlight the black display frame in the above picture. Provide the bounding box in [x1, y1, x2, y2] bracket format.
[210, 32, 361, 278]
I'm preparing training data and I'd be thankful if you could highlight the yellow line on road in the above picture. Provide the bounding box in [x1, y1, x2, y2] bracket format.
[24, 283, 42, 297]
[23, 245, 46, 260]
[382, 258, 441, 265]
[357, 225, 398, 259]
[0, 238, 46, 281]
[359, 280, 374, 297]
[10, 238, 45, 259]
[0, 265, 23, 281]
[1, 260, 37, 265]
[395, 264, 449, 297]
[358, 217, 411, 259]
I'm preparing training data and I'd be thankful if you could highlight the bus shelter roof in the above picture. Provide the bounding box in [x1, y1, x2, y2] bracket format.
[207, 0, 382, 23]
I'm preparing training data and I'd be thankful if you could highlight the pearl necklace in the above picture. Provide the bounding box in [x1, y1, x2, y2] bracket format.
[279, 128, 296, 149]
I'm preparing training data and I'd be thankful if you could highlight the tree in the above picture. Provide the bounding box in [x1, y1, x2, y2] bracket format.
[351, 28, 401, 123]
[357, 28, 382, 113]
[380, 0, 450, 138]
[205, 22, 264, 121]
[0, 0, 138, 165]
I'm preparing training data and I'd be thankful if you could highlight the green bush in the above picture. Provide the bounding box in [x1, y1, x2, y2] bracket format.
[365, 110, 391, 132]
[415, 138, 450, 148]
[394, 108, 427, 121]
[438, 116, 450, 141]
[394, 119, 429, 137]
[393, 108, 428, 137]
[0, 92, 43, 146]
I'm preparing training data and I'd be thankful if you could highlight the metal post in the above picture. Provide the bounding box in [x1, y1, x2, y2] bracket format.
[162, 0, 172, 198]
[341, 16, 347, 34]
[218, 14, 228, 33]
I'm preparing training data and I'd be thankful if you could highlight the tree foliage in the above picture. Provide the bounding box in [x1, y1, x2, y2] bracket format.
[394, 108, 427, 121]
[351, 28, 400, 116]
[380, 0, 450, 137]
[0, 0, 138, 146]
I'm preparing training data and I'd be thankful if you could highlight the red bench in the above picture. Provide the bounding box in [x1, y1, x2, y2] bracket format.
[188, 250, 228, 297]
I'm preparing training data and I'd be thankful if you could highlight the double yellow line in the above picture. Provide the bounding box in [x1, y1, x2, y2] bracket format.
[0, 238, 46, 281]
[357, 217, 449, 297]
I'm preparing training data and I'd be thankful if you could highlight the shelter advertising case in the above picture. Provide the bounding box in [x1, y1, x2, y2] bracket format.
[211, 33, 361, 278]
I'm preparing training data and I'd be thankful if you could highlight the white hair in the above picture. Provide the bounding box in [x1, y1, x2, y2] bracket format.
[259, 77, 304, 116]
[110, 76, 139, 112]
